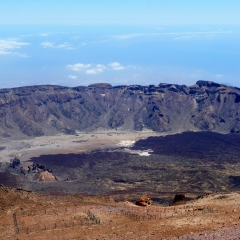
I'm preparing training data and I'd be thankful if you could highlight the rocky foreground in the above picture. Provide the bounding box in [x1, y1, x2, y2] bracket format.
[170, 224, 240, 240]
[0, 80, 240, 138]
[0, 185, 240, 239]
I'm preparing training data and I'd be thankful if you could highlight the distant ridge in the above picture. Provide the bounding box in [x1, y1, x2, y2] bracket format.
[0, 80, 239, 138]
[88, 83, 112, 88]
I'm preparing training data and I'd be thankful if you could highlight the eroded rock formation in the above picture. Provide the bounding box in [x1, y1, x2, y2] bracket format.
[0, 158, 56, 183]
[0, 81, 239, 138]
[37, 171, 56, 182]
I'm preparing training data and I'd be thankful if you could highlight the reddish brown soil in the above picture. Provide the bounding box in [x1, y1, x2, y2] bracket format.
[1, 185, 240, 239]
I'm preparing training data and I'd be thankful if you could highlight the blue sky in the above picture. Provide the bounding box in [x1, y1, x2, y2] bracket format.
[0, 1, 240, 88]
[1, 0, 240, 25]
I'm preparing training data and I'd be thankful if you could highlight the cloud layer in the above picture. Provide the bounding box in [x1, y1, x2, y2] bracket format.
[67, 62, 129, 75]
[0, 39, 30, 57]
[41, 42, 74, 50]
[108, 62, 126, 70]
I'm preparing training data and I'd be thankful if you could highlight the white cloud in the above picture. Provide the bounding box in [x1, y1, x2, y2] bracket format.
[109, 62, 125, 71]
[39, 33, 50, 37]
[71, 36, 81, 40]
[41, 42, 74, 50]
[86, 65, 107, 74]
[41, 42, 54, 48]
[173, 31, 233, 40]
[14, 53, 30, 58]
[114, 33, 144, 40]
[216, 74, 224, 78]
[67, 63, 91, 72]
[113, 31, 233, 41]
[96, 64, 107, 72]
[112, 30, 234, 42]
[113, 33, 159, 40]
[68, 75, 78, 79]
[0, 39, 30, 56]
[68, 63, 107, 75]
[173, 36, 192, 40]
[67, 62, 131, 75]
[86, 69, 99, 75]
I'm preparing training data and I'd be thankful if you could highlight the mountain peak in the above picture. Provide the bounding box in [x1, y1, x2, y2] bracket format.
[196, 80, 222, 88]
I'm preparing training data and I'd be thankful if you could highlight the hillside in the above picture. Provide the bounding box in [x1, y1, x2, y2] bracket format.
[0, 80, 239, 138]
[1, 184, 240, 239]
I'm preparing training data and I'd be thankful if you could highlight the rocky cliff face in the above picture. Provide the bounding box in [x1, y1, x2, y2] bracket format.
[0, 81, 239, 138]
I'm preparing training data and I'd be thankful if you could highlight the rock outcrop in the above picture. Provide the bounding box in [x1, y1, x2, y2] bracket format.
[136, 196, 153, 206]
[9, 158, 21, 169]
[37, 171, 56, 182]
[173, 194, 186, 205]
[0, 81, 239, 138]
[0, 158, 57, 183]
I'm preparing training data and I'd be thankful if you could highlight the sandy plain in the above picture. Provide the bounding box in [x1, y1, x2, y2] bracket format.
[0, 129, 162, 164]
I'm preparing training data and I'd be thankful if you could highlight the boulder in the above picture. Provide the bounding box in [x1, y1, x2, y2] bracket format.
[38, 171, 56, 182]
[136, 196, 153, 206]
[9, 158, 21, 169]
[173, 194, 186, 205]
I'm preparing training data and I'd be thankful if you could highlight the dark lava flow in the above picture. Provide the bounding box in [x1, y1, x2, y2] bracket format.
[1, 131, 240, 197]
[132, 131, 240, 163]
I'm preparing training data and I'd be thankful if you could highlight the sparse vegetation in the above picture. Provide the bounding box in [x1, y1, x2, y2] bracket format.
[0, 185, 240, 239]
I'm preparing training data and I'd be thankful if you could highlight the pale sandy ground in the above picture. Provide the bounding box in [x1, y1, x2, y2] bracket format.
[0, 129, 163, 163]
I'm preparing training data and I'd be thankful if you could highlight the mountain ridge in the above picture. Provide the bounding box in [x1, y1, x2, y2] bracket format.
[0, 80, 239, 138]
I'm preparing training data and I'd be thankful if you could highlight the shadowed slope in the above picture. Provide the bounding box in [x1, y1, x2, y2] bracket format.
[0, 81, 239, 138]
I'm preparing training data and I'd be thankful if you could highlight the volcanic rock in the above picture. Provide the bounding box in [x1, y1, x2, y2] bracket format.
[173, 194, 186, 205]
[88, 83, 112, 88]
[37, 171, 56, 182]
[0, 81, 239, 138]
[9, 158, 21, 169]
[136, 196, 153, 206]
